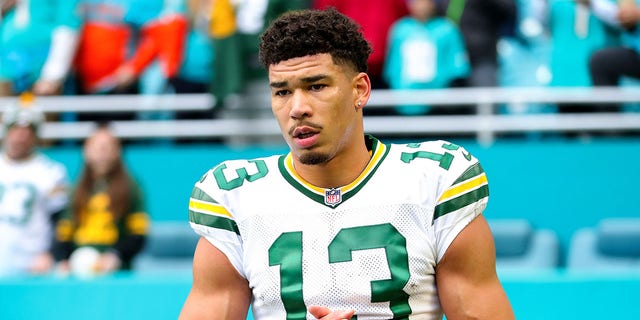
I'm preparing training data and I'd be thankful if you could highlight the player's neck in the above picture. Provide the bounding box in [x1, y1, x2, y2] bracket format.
[293, 142, 371, 189]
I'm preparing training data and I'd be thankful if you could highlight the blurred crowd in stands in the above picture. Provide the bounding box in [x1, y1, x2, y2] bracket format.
[1, 0, 640, 120]
[0, 103, 150, 277]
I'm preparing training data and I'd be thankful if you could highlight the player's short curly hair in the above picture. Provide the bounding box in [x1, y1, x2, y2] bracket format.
[259, 8, 372, 73]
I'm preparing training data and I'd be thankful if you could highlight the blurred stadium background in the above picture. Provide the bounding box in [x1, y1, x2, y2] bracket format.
[2, 0, 640, 317]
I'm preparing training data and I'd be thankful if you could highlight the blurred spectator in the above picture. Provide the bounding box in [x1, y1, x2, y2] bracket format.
[50, 125, 149, 275]
[313, 0, 408, 89]
[545, 1, 620, 85]
[73, 0, 187, 95]
[589, 0, 640, 105]
[545, 0, 622, 113]
[169, 0, 215, 96]
[0, 0, 82, 96]
[211, 0, 309, 145]
[211, 0, 309, 105]
[383, 0, 470, 115]
[71, 0, 188, 122]
[438, 0, 517, 87]
[163, 0, 217, 121]
[0, 94, 69, 276]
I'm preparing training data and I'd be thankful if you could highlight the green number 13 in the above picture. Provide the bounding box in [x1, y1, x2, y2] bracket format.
[268, 223, 412, 319]
[212, 160, 268, 191]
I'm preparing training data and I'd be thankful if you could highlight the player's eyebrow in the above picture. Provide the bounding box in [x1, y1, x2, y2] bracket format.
[301, 74, 329, 83]
[270, 81, 288, 89]
[270, 74, 330, 88]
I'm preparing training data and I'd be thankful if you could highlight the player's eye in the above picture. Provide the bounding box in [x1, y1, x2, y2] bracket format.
[274, 90, 290, 97]
[309, 84, 326, 91]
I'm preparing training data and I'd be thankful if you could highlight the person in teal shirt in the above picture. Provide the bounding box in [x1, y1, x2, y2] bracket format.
[547, 0, 620, 88]
[541, 0, 622, 113]
[0, 0, 82, 96]
[590, 1, 640, 87]
[383, 0, 470, 115]
[588, 0, 640, 112]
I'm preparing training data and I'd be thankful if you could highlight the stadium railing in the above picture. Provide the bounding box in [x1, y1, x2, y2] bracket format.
[1, 86, 639, 144]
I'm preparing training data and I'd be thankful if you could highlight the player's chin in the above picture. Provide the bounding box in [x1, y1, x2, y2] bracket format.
[298, 150, 331, 165]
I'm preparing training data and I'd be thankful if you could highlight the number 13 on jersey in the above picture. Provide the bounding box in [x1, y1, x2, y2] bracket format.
[268, 223, 412, 319]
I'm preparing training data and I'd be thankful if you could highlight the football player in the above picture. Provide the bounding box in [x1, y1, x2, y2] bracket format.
[180, 8, 514, 320]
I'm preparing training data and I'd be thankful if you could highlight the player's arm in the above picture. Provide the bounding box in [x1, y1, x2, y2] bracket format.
[435, 214, 515, 320]
[179, 237, 252, 320]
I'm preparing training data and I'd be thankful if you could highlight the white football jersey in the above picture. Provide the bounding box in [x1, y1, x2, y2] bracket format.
[0, 152, 69, 276]
[189, 136, 488, 320]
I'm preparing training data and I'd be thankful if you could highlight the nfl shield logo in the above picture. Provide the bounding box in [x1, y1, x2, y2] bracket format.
[324, 188, 342, 207]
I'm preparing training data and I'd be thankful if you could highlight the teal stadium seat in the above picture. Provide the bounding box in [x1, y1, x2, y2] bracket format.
[488, 219, 560, 271]
[133, 221, 200, 273]
[568, 218, 640, 271]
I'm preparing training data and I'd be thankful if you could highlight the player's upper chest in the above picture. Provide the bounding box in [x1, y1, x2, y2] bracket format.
[221, 147, 447, 220]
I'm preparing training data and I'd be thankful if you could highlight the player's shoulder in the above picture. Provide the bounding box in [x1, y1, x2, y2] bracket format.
[390, 139, 476, 162]
[191, 154, 281, 198]
[392, 139, 461, 151]
[388, 139, 481, 176]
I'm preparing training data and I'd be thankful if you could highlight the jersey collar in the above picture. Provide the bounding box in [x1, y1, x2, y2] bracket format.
[278, 135, 389, 208]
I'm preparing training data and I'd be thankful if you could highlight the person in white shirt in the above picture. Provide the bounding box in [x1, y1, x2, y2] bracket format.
[0, 96, 69, 276]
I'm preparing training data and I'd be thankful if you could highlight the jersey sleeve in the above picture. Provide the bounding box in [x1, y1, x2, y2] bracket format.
[188, 164, 245, 278]
[430, 141, 489, 263]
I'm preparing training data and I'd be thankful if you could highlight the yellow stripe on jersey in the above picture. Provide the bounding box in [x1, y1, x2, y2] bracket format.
[188, 198, 232, 218]
[284, 154, 324, 194]
[343, 146, 385, 191]
[438, 173, 488, 204]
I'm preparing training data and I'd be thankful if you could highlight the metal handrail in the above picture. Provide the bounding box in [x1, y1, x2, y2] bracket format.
[2, 87, 639, 144]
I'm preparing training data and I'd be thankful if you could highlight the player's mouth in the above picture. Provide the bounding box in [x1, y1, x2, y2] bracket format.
[292, 126, 320, 149]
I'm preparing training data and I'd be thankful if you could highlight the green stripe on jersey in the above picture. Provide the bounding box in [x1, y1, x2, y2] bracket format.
[189, 210, 239, 234]
[191, 186, 217, 203]
[453, 162, 485, 185]
[433, 184, 489, 220]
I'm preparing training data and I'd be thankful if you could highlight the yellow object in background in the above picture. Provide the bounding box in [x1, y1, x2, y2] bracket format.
[210, 0, 236, 38]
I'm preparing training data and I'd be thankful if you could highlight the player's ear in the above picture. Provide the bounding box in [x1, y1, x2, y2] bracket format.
[353, 72, 371, 110]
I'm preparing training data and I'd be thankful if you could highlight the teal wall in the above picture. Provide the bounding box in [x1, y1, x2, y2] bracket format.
[43, 137, 640, 265]
[1, 270, 640, 320]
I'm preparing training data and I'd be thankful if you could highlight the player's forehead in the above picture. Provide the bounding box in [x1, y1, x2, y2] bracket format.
[268, 53, 348, 86]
